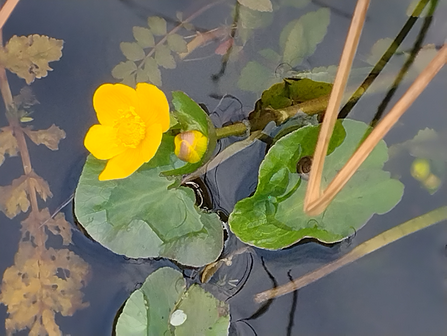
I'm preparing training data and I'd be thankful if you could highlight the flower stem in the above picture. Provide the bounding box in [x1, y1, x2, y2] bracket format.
[215, 121, 247, 139]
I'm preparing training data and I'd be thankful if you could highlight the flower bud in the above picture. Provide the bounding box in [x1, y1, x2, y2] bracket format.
[174, 130, 207, 163]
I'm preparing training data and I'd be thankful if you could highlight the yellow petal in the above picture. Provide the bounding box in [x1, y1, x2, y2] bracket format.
[93, 83, 138, 126]
[135, 83, 170, 132]
[84, 124, 126, 160]
[98, 124, 163, 180]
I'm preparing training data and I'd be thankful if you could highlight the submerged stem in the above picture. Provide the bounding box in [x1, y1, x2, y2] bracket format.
[254, 206, 447, 303]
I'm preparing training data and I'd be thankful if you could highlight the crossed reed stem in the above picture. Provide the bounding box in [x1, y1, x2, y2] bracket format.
[304, 0, 447, 216]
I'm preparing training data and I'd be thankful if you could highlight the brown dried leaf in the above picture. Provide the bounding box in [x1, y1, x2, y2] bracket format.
[24, 124, 66, 150]
[0, 126, 19, 166]
[24, 208, 72, 245]
[0, 175, 29, 219]
[0, 173, 52, 219]
[0, 34, 64, 84]
[0, 241, 90, 335]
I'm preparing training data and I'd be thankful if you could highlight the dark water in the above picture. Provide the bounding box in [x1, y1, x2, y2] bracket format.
[1, 0, 447, 335]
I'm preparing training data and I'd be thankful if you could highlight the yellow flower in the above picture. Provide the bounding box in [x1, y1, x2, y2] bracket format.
[174, 130, 207, 163]
[84, 83, 170, 180]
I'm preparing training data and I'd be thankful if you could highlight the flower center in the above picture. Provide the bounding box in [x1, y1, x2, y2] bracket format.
[113, 108, 146, 148]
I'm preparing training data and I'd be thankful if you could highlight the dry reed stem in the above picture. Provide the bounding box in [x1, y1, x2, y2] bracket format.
[304, 0, 370, 215]
[304, 0, 447, 216]
[0, 0, 19, 30]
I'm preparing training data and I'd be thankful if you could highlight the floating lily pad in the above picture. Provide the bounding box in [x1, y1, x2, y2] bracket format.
[115, 268, 230, 336]
[115, 267, 185, 336]
[229, 119, 404, 249]
[174, 284, 230, 335]
[74, 155, 223, 266]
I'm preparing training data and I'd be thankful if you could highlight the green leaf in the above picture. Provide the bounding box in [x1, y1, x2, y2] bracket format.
[0, 34, 63, 84]
[143, 57, 162, 86]
[279, 8, 330, 67]
[238, 4, 273, 29]
[229, 119, 404, 249]
[162, 92, 217, 177]
[116, 267, 185, 336]
[258, 48, 282, 63]
[133, 26, 155, 48]
[148, 16, 167, 36]
[155, 44, 176, 69]
[260, 78, 333, 109]
[74, 155, 223, 266]
[112, 61, 137, 79]
[173, 285, 229, 335]
[121, 73, 136, 88]
[135, 68, 149, 83]
[167, 34, 188, 53]
[237, 61, 277, 93]
[278, 0, 310, 8]
[237, 0, 273, 12]
[115, 269, 229, 336]
[120, 42, 145, 61]
[366, 38, 395, 66]
[389, 128, 447, 162]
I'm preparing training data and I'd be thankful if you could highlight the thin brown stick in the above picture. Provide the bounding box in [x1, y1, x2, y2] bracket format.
[0, 0, 19, 30]
[310, 44, 447, 214]
[254, 205, 447, 303]
[304, 0, 447, 216]
[304, 0, 370, 215]
[305, 43, 447, 215]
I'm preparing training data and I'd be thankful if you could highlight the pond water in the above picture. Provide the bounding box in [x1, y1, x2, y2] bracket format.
[1, 0, 447, 335]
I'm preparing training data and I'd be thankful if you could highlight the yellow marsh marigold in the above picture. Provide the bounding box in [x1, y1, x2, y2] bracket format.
[84, 83, 170, 180]
[174, 130, 207, 163]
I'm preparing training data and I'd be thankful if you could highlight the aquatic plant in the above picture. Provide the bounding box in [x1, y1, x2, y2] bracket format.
[84, 83, 170, 180]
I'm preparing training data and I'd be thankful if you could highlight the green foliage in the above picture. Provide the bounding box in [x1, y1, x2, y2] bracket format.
[260, 78, 333, 109]
[279, 8, 330, 67]
[229, 119, 404, 249]
[116, 268, 229, 336]
[238, 8, 330, 93]
[112, 16, 188, 87]
[74, 155, 223, 267]
[238, 0, 273, 12]
[162, 92, 217, 176]
[116, 267, 185, 336]
[0, 35, 63, 84]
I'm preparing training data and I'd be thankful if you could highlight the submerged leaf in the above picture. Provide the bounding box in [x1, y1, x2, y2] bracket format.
[0, 126, 19, 165]
[23, 124, 66, 150]
[0, 241, 90, 335]
[120, 42, 145, 61]
[237, 0, 273, 12]
[167, 34, 188, 53]
[133, 26, 155, 48]
[279, 8, 330, 67]
[148, 16, 167, 36]
[0, 35, 63, 84]
[75, 155, 223, 266]
[112, 61, 137, 79]
[229, 119, 404, 249]
[238, 61, 277, 93]
[155, 44, 176, 69]
[143, 56, 162, 86]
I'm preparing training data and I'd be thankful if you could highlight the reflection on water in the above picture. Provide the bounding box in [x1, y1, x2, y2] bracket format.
[1, 0, 447, 335]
